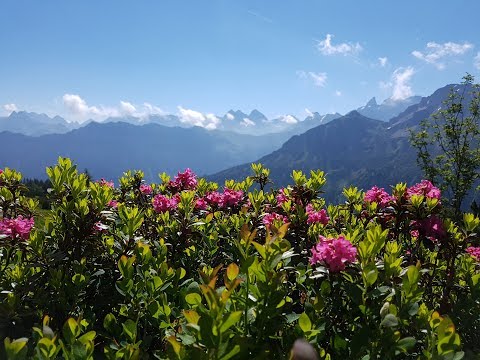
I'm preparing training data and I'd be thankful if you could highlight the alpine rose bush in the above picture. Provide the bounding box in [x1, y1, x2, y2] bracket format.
[310, 235, 357, 272]
[306, 204, 329, 225]
[406, 179, 441, 200]
[466, 246, 480, 261]
[152, 194, 178, 213]
[172, 168, 197, 190]
[0, 216, 34, 240]
[263, 212, 288, 228]
[140, 184, 153, 195]
[364, 186, 394, 208]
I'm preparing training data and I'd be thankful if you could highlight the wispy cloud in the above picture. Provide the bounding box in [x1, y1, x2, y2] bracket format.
[62, 94, 165, 122]
[2, 103, 18, 115]
[392, 67, 415, 101]
[378, 57, 388, 67]
[297, 71, 327, 87]
[316, 34, 362, 56]
[177, 106, 220, 130]
[247, 10, 273, 24]
[475, 52, 480, 69]
[335, 90, 342, 97]
[241, 118, 255, 127]
[412, 41, 474, 70]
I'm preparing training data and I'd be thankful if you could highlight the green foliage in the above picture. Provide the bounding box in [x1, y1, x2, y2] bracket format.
[0, 157, 479, 359]
[410, 74, 480, 217]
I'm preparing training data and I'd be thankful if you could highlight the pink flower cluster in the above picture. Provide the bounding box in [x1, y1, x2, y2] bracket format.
[152, 194, 178, 213]
[98, 178, 114, 188]
[466, 246, 480, 261]
[263, 212, 288, 228]
[108, 200, 119, 208]
[171, 168, 198, 191]
[195, 198, 208, 210]
[0, 216, 34, 240]
[310, 235, 357, 272]
[205, 189, 244, 208]
[140, 184, 153, 195]
[306, 204, 329, 225]
[276, 188, 289, 205]
[411, 215, 446, 243]
[364, 186, 394, 208]
[0, 169, 3, 175]
[407, 180, 441, 200]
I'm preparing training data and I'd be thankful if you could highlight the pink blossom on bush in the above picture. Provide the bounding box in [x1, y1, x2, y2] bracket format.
[205, 191, 223, 207]
[195, 198, 208, 210]
[98, 178, 114, 188]
[152, 194, 178, 213]
[466, 246, 480, 261]
[222, 188, 244, 207]
[276, 188, 289, 205]
[0, 216, 34, 240]
[140, 184, 153, 195]
[407, 180, 441, 200]
[364, 186, 394, 208]
[0, 169, 3, 175]
[310, 235, 357, 272]
[108, 200, 119, 208]
[173, 168, 198, 190]
[263, 212, 288, 228]
[93, 221, 109, 233]
[307, 208, 330, 225]
[411, 215, 446, 243]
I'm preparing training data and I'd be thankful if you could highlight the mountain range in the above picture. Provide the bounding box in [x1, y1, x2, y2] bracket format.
[210, 84, 471, 203]
[0, 88, 448, 201]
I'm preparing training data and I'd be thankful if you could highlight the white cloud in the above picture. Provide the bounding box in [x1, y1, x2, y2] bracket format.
[297, 70, 327, 87]
[316, 34, 362, 56]
[241, 118, 255, 127]
[177, 106, 220, 130]
[225, 113, 235, 120]
[304, 108, 314, 117]
[3, 103, 18, 115]
[378, 57, 388, 67]
[475, 52, 480, 69]
[278, 115, 298, 124]
[120, 101, 136, 116]
[335, 90, 342, 97]
[412, 41, 474, 70]
[62, 94, 165, 122]
[391, 67, 415, 101]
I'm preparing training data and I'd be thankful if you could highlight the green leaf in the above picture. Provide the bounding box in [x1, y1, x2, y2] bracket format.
[226, 263, 239, 281]
[396, 337, 416, 352]
[121, 319, 137, 342]
[62, 318, 80, 344]
[78, 331, 96, 344]
[299, 312, 312, 332]
[381, 314, 398, 328]
[185, 293, 202, 306]
[4, 338, 28, 360]
[219, 311, 242, 333]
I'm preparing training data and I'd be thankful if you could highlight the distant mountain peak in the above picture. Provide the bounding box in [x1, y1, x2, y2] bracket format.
[248, 109, 267, 122]
[366, 97, 377, 107]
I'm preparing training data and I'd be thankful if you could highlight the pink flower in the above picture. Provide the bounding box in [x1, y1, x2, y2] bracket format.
[410, 215, 446, 243]
[195, 198, 208, 210]
[98, 178, 114, 188]
[305, 203, 329, 225]
[364, 186, 394, 208]
[263, 212, 288, 228]
[172, 168, 198, 190]
[221, 188, 244, 207]
[140, 184, 153, 195]
[0, 216, 34, 240]
[407, 180, 441, 200]
[93, 221, 109, 233]
[310, 235, 357, 272]
[276, 188, 289, 205]
[152, 194, 178, 213]
[108, 200, 119, 208]
[0, 169, 3, 175]
[466, 246, 480, 261]
[205, 191, 223, 206]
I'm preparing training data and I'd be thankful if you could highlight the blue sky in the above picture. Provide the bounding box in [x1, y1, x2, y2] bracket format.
[1, 0, 480, 124]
